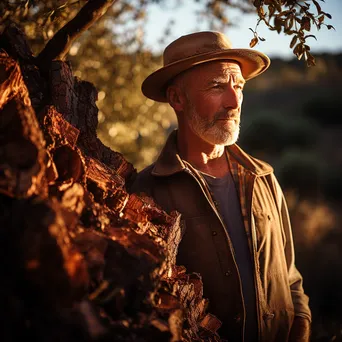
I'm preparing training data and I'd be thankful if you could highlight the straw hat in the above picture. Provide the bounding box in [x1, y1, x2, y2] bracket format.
[142, 31, 270, 102]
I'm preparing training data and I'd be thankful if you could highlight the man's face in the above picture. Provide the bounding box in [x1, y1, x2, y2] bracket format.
[181, 61, 245, 146]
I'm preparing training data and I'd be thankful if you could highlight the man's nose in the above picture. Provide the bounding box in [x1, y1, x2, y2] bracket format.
[223, 86, 240, 109]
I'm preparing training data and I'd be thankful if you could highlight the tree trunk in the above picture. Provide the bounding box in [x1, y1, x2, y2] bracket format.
[0, 23, 222, 341]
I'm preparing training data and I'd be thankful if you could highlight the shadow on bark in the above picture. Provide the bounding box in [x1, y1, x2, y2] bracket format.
[0, 22, 222, 342]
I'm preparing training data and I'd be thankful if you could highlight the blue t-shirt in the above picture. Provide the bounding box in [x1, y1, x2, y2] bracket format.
[202, 171, 258, 342]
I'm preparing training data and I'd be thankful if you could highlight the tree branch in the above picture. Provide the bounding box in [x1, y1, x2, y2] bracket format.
[36, 0, 116, 70]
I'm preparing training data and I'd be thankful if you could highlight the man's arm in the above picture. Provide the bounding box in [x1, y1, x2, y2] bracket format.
[275, 176, 311, 341]
[279, 188, 311, 321]
[289, 316, 311, 342]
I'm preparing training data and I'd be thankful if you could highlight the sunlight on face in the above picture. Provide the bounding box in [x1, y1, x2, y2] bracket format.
[182, 61, 244, 146]
[186, 93, 241, 146]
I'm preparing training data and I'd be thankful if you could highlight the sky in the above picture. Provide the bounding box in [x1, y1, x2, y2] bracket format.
[143, 0, 342, 60]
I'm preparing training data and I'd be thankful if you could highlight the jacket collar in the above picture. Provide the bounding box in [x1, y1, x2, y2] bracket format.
[152, 130, 273, 177]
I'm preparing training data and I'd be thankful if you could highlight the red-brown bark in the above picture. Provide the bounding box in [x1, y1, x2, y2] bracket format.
[0, 23, 223, 341]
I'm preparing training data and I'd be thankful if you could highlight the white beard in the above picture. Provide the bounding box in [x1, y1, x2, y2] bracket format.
[187, 105, 240, 146]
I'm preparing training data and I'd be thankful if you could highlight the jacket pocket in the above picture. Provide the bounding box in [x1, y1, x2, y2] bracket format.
[262, 307, 295, 342]
[253, 210, 272, 254]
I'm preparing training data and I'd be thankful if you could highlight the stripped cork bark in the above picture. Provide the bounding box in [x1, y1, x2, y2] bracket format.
[0, 23, 222, 342]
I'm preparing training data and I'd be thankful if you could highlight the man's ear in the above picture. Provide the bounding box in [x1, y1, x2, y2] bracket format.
[166, 85, 186, 112]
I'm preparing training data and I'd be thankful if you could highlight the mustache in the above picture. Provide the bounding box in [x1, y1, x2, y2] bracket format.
[206, 110, 239, 128]
[214, 110, 239, 121]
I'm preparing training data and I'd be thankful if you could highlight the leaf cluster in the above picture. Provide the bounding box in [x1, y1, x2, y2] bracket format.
[0, 0, 336, 170]
[0, 0, 335, 65]
[249, 0, 335, 66]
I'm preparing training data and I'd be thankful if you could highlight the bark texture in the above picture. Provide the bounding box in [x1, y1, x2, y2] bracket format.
[0, 24, 223, 341]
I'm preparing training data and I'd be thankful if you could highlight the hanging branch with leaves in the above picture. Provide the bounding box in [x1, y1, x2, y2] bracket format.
[249, 0, 335, 66]
[1, 0, 336, 67]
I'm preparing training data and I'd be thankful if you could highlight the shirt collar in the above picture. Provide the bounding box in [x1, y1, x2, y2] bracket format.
[152, 129, 273, 177]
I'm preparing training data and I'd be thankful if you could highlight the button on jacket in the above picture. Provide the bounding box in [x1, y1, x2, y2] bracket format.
[129, 130, 311, 342]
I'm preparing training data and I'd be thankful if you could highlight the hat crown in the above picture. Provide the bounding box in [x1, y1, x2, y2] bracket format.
[163, 31, 233, 66]
[142, 31, 270, 102]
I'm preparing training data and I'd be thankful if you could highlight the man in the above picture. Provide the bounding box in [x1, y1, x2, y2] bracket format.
[129, 31, 311, 341]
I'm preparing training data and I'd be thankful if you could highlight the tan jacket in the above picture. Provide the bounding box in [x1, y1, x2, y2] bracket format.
[129, 131, 311, 341]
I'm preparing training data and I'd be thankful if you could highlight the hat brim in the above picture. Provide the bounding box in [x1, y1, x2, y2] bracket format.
[141, 48, 270, 102]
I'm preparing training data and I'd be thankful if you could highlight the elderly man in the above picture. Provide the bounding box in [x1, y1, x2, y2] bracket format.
[129, 31, 311, 341]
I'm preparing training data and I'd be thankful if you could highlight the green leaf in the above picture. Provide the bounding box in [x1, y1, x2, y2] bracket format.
[253, 0, 262, 8]
[306, 51, 316, 67]
[312, 0, 322, 14]
[250, 37, 258, 48]
[268, 4, 275, 17]
[290, 35, 298, 49]
[304, 35, 317, 41]
[301, 16, 311, 31]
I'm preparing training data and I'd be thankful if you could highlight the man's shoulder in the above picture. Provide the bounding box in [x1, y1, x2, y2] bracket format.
[128, 162, 156, 195]
[229, 144, 274, 176]
[138, 162, 156, 177]
[245, 151, 274, 173]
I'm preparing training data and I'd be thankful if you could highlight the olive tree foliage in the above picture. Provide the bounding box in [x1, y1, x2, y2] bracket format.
[0, 0, 333, 169]
[0, 0, 176, 169]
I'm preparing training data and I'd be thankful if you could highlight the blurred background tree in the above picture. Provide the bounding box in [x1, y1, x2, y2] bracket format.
[1, 1, 342, 341]
[0, 0, 178, 169]
[0, 0, 335, 169]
